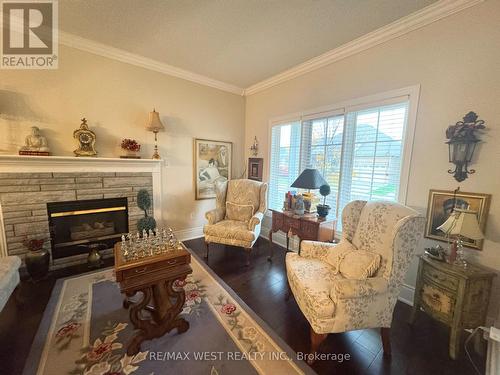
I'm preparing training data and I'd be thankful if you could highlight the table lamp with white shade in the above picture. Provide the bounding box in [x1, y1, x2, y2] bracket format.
[145, 109, 165, 159]
[437, 208, 484, 267]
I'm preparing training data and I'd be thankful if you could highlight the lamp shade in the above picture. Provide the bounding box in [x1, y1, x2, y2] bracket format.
[291, 168, 328, 190]
[145, 109, 165, 132]
[437, 209, 484, 240]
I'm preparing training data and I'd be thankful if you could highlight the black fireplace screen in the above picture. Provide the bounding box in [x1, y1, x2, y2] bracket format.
[47, 198, 129, 259]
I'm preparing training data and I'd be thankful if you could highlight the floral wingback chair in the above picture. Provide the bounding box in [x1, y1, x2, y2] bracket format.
[286, 200, 425, 361]
[204, 179, 268, 266]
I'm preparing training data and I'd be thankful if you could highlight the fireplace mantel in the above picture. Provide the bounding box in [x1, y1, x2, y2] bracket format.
[0, 155, 163, 172]
[0, 155, 164, 259]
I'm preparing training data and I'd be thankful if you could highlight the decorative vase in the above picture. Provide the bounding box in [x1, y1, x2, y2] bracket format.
[25, 247, 50, 281]
[317, 204, 330, 218]
[120, 149, 141, 159]
[87, 243, 104, 268]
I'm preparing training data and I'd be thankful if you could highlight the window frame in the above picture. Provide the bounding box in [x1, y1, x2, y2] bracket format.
[265, 85, 420, 218]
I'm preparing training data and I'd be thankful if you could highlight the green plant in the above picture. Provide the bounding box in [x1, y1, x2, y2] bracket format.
[319, 184, 331, 206]
[136, 189, 156, 233]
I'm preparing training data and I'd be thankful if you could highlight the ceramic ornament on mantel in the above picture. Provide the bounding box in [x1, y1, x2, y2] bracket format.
[19, 126, 50, 156]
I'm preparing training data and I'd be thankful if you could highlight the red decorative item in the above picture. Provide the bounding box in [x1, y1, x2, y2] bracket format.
[23, 238, 45, 251]
[120, 139, 141, 159]
[121, 139, 141, 152]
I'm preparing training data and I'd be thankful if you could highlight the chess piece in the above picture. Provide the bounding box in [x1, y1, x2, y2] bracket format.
[19, 126, 50, 155]
[121, 235, 129, 259]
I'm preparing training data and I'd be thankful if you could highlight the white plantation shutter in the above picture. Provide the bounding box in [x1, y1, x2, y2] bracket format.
[301, 115, 344, 215]
[268, 121, 301, 210]
[268, 96, 410, 233]
[337, 102, 409, 219]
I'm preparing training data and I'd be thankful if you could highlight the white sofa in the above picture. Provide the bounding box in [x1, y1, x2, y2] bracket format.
[0, 256, 21, 312]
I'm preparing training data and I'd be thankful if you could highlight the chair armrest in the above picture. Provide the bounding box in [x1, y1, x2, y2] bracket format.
[332, 277, 388, 300]
[300, 240, 337, 260]
[248, 211, 264, 231]
[205, 208, 225, 225]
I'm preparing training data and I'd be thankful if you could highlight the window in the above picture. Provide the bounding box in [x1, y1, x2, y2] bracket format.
[301, 114, 344, 215]
[269, 121, 301, 211]
[338, 103, 408, 211]
[268, 90, 415, 230]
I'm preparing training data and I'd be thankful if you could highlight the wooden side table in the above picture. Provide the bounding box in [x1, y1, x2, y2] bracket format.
[409, 255, 495, 359]
[114, 242, 192, 355]
[268, 209, 336, 259]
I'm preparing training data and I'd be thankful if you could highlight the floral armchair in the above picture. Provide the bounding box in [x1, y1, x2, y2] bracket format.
[286, 200, 425, 361]
[204, 179, 268, 266]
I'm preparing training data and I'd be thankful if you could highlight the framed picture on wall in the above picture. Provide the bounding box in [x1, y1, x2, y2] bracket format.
[248, 158, 263, 181]
[425, 189, 491, 250]
[193, 138, 232, 200]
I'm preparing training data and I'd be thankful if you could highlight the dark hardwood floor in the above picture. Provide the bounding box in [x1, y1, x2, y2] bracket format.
[0, 238, 485, 374]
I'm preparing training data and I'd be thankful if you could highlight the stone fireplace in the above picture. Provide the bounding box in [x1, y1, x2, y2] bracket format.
[0, 156, 163, 269]
[47, 197, 129, 259]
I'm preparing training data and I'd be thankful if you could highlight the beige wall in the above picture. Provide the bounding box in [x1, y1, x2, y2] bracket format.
[245, 1, 500, 321]
[0, 46, 245, 232]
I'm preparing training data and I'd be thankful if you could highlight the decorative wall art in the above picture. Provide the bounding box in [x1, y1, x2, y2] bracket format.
[247, 157, 263, 181]
[425, 189, 491, 249]
[194, 138, 232, 200]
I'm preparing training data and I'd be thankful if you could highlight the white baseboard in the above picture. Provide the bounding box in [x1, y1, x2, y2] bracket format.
[175, 226, 204, 242]
[398, 283, 415, 306]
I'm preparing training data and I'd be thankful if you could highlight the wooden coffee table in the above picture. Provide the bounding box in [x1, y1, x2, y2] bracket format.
[114, 242, 192, 355]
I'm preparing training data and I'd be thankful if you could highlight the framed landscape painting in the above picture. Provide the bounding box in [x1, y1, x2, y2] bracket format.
[425, 189, 491, 250]
[193, 138, 232, 200]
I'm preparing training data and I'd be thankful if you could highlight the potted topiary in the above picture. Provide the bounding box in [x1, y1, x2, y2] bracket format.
[137, 189, 156, 233]
[316, 184, 331, 218]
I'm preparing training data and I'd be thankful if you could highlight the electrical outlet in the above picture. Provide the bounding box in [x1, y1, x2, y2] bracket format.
[490, 326, 500, 342]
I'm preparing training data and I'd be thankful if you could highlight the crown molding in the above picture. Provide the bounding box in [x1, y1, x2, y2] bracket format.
[244, 0, 484, 96]
[58, 31, 245, 96]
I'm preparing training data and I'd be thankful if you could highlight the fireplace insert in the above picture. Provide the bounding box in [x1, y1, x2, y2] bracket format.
[47, 198, 129, 259]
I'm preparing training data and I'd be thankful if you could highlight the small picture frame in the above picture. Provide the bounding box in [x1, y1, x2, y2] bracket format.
[425, 189, 491, 250]
[248, 158, 263, 181]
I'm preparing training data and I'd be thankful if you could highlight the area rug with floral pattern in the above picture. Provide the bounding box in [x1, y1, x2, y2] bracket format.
[23, 247, 314, 375]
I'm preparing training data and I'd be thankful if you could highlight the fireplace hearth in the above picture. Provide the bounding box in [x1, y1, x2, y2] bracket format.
[47, 198, 129, 259]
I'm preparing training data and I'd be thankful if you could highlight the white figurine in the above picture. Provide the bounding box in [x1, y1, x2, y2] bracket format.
[20, 126, 50, 152]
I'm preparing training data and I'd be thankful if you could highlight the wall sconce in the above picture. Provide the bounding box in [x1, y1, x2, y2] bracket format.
[250, 136, 259, 156]
[445, 111, 485, 182]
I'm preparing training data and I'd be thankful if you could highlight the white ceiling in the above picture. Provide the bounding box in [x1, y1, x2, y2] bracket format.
[60, 0, 438, 88]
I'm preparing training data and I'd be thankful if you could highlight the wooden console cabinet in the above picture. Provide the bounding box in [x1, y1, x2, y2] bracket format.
[268, 209, 336, 259]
